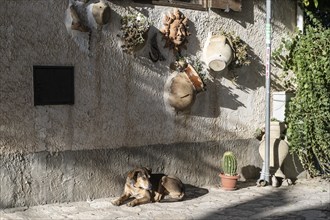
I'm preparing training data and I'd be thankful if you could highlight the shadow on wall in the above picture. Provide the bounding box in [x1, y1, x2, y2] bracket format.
[210, 0, 255, 28]
[0, 140, 262, 208]
[103, 3, 264, 119]
[257, 0, 297, 32]
[233, 44, 265, 92]
[191, 41, 264, 117]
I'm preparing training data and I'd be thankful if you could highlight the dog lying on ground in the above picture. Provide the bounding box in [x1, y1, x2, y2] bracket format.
[111, 167, 185, 207]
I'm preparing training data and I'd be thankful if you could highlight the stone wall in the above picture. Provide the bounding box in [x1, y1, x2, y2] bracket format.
[0, 0, 298, 208]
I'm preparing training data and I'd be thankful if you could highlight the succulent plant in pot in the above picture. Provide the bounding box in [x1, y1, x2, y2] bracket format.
[219, 151, 240, 190]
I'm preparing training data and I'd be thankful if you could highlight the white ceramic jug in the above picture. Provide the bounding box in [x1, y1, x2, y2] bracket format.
[203, 34, 234, 72]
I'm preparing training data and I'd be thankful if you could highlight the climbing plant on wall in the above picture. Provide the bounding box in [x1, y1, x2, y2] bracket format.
[278, 13, 330, 177]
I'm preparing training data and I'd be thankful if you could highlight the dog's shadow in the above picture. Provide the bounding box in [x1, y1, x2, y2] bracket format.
[158, 184, 209, 203]
[181, 184, 209, 201]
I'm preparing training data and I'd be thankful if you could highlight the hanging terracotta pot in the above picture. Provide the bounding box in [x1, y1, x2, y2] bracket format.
[168, 72, 196, 112]
[184, 64, 205, 93]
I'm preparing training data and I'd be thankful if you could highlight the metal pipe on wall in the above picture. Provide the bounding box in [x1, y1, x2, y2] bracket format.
[257, 0, 272, 186]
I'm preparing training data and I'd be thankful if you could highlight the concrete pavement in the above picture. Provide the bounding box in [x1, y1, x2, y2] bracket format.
[1, 178, 329, 220]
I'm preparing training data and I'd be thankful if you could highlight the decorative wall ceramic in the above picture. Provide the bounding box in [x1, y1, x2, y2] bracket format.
[91, 1, 111, 25]
[166, 63, 205, 112]
[161, 8, 190, 52]
[168, 72, 196, 112]
[203, 33, 234, 72]
[69, 5, 89, 32]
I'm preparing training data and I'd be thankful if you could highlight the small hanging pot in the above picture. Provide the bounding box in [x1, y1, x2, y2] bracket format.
[203, 34, 234, 72]
[168, 72, 196, 112]
[92, 2, 111, 25]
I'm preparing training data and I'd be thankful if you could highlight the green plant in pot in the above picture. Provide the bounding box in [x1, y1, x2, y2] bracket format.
[120, 12, 151, 54]
[219, 151, 240, 190]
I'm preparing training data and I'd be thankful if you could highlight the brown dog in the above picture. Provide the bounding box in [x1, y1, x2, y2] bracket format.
[111, 167, 185, 207]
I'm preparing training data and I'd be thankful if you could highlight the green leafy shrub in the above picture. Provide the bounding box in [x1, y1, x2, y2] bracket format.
[220, 31, 250, 69]
[276, 16, 330, 177]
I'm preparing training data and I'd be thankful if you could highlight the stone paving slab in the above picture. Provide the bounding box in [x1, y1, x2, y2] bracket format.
[1, 178, 329, 220]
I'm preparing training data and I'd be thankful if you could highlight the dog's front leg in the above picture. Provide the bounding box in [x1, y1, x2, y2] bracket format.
[154, 191, 163, 202]
[111, 193, 131, 206]
[127, 197, 151, 207]
[127, 191, 151, 207]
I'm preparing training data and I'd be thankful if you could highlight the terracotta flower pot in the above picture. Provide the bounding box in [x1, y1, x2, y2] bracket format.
[219, 173, 240, 191]
[168, 72, 196, 112]
[184, 64, 205, 93]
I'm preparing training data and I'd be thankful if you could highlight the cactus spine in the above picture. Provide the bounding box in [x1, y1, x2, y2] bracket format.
[222, 151, 237, 176]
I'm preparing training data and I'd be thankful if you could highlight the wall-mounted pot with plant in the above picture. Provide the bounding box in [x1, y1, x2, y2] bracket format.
[166, 57, 206, 113]
[120, 11, 151, 54]
[202, 31, 250, 72]
[219, 151, 240, 191]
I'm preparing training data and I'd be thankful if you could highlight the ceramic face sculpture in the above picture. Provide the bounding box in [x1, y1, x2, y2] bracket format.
[161, 8, 190, 52]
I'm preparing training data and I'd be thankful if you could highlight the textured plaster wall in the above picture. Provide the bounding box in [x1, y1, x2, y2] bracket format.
[0, 0, 297, 208]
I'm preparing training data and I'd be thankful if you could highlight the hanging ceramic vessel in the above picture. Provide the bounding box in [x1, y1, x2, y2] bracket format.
[92, 1, 111, 25]
[168, 72, 196, 112]
[203, 34, 234, 72]
[184, 64, 205, 93]
[70, 5, 89, 32]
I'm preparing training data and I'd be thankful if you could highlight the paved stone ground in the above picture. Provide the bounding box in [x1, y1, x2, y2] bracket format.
[1, 178, 329, 220]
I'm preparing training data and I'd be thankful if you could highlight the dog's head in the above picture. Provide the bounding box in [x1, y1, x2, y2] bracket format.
[127, 167, 152, 190]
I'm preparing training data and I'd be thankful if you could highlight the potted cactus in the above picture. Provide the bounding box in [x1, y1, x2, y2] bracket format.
[219, 151, 240, 191]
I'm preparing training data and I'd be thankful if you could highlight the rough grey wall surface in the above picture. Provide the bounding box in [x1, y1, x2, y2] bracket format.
[0, 141, 264, 208]
[0, 0, 297, 208]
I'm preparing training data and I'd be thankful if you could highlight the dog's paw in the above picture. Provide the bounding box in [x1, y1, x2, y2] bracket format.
[111, 200, 121, 206]
[126, 201, 136, 207]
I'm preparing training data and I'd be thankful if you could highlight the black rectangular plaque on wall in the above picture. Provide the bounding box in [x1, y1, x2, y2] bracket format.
[33, 66, 74, 106]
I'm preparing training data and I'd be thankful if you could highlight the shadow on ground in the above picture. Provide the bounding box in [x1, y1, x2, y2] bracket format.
[182, 184, 209, 201]
[198, 186, 330, 219]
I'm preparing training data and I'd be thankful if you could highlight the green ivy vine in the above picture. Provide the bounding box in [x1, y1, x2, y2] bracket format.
[276, 14, 330, 177]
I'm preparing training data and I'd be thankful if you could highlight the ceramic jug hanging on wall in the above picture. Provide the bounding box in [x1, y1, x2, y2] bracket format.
[203, 33, 234, 72]
[92, 1, 111, 25]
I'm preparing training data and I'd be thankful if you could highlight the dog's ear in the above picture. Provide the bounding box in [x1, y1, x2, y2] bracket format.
[127, 169, 140, 186]
[144, 167, 152, 175]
